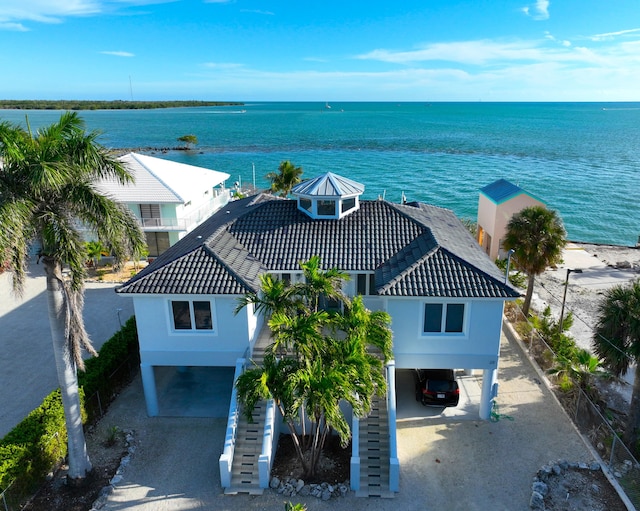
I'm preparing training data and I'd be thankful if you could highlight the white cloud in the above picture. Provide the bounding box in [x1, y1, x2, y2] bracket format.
[356, 40, 554, 66]
[545, 32, 571, 47]
[0, 0, 101, 26]
[202, 62, 244, 69]
[522, 0, 550, 21]
[0, 0, 174, 30]
[240, 9, 275, 15]
[0, 21, 28, 31]
[591, 28, 640, 41]
[163, 58, 640, 101]
[101, 50, 135, 57]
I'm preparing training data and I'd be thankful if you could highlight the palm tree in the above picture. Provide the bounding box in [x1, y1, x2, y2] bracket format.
[235, 259, 392, 478]
[266, 160, 303, 197]
[592, 279, 640, 448]
[502, 205, 566, 316]
[295, 255, 350, 312]
[0, 112, 146, 483]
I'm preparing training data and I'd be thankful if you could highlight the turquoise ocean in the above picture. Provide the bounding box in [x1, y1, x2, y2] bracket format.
[2, 102, 639, 246]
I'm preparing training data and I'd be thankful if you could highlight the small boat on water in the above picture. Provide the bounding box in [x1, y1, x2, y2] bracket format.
[325, 102, 332, 109]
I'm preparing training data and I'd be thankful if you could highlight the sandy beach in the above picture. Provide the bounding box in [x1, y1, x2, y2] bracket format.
[532, 241, 640, 352]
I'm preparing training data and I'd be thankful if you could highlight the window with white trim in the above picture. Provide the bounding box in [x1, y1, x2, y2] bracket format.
[170, 300, 214, 331]
[317, 199, 336, 216]
[423, 303, 465, 333]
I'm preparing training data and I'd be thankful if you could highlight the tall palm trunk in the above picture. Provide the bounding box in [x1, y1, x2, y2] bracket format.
[625, 363, 640, 450]
[523, 273, 535, 316]
[43, 259, 92, 481]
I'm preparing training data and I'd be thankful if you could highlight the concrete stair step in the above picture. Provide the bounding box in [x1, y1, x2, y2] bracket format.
[224, 484, 264, 496]
[226, 399, 268, 495]
[357, 392, 394, 499]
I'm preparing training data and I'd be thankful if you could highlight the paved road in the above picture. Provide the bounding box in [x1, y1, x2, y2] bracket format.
[0, 262, 133, 437]
[98, 330, 599, 511]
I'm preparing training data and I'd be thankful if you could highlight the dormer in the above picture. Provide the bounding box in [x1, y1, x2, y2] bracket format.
[292, 172, 364, 220]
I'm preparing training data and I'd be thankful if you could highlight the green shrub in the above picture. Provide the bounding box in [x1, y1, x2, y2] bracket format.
[0, 389, 69, 496]
[79, 316, 139, 409]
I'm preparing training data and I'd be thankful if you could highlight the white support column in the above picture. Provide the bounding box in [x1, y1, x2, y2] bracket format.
[140, 363, 159, 417]
[479, 368, 497, 420]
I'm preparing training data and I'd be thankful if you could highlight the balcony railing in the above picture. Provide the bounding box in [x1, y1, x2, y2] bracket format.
[139, 192, 230, 232]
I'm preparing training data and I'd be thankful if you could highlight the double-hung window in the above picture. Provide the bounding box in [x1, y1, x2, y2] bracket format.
[423, 303, 465, 334]
[171, 300, 214, 331]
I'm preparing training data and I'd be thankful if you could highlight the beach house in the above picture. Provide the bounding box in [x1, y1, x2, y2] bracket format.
[477, 178, 546, 260]
[118, 172, 518, 417]
[96, 152, 230, 256]
[117, 171, 519, 493]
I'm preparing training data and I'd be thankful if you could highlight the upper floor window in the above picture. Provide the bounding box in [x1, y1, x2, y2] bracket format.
[423, 303, 465, 333]
[356, 273, 376, 296]
[274, 272, 304, 285]
[300, 197, 312, 213]
[317, 199, 336, 216]
[342, 197, 356, 214]
[171, 300, 214, 331]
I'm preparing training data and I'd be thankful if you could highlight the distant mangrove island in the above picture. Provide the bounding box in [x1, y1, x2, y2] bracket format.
[0, 100, 244, 110]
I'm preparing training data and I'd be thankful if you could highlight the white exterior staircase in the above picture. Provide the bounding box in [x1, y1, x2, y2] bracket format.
[223, 325, 272, 494]
[224, 400, 267, 495]
[356, 394, 395, 498]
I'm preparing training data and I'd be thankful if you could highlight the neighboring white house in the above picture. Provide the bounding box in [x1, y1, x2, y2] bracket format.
[96, 152, 231, 256]
[477, 178, 546, 261]
[117, 172, 519, 421]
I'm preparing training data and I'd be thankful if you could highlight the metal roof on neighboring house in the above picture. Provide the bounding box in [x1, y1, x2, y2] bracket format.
[479, 178, 544, 205]
[118, 191, 519, 299]
[292, 172, 365, 197]
[95, 152, 230, 204]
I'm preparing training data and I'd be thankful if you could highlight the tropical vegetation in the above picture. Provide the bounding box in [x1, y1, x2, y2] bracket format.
[0, 112, 146, 483]
[177, 134, 198, 148]
[502, 205, 566, 316]
[0, 100, 243, 110]
[592, 279, 640, 450]
[234, 256, 393, 478]
[266, 160, 303, 197]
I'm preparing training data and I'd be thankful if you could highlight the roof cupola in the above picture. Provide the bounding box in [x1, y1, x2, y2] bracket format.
[291, 172, 364, 220]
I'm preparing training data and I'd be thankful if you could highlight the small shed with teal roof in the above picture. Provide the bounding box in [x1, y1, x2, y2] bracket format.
[476, 179, 545, 260]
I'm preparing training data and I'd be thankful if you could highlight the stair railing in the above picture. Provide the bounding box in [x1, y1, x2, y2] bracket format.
[386, 360, 400, 492]
[219, 357, 246, 488]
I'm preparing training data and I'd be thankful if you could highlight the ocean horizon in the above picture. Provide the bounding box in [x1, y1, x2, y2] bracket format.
[2, 101, 639, 246]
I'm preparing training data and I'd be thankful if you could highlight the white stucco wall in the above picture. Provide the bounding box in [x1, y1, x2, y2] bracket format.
[387, 298, 505, 371]
[131, 291, 506, 374]
[132, 294, 251, 367]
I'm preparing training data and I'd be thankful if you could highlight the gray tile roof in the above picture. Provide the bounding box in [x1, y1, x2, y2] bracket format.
[118, 193, 519, 299]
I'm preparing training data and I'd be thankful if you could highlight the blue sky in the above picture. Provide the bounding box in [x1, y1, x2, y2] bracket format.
[1, 1, 639, 101]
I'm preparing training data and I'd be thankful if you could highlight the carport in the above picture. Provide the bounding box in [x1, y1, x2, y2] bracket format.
[394, 369, 483, 421]
[150, 366, 235, 417]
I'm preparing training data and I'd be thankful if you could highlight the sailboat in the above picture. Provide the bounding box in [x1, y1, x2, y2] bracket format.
[325, 102, 332, 109]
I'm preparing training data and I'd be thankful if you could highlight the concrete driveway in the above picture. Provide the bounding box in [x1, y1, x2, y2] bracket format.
[98, 329, 598, 511]
[0, 262, 133, 437]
